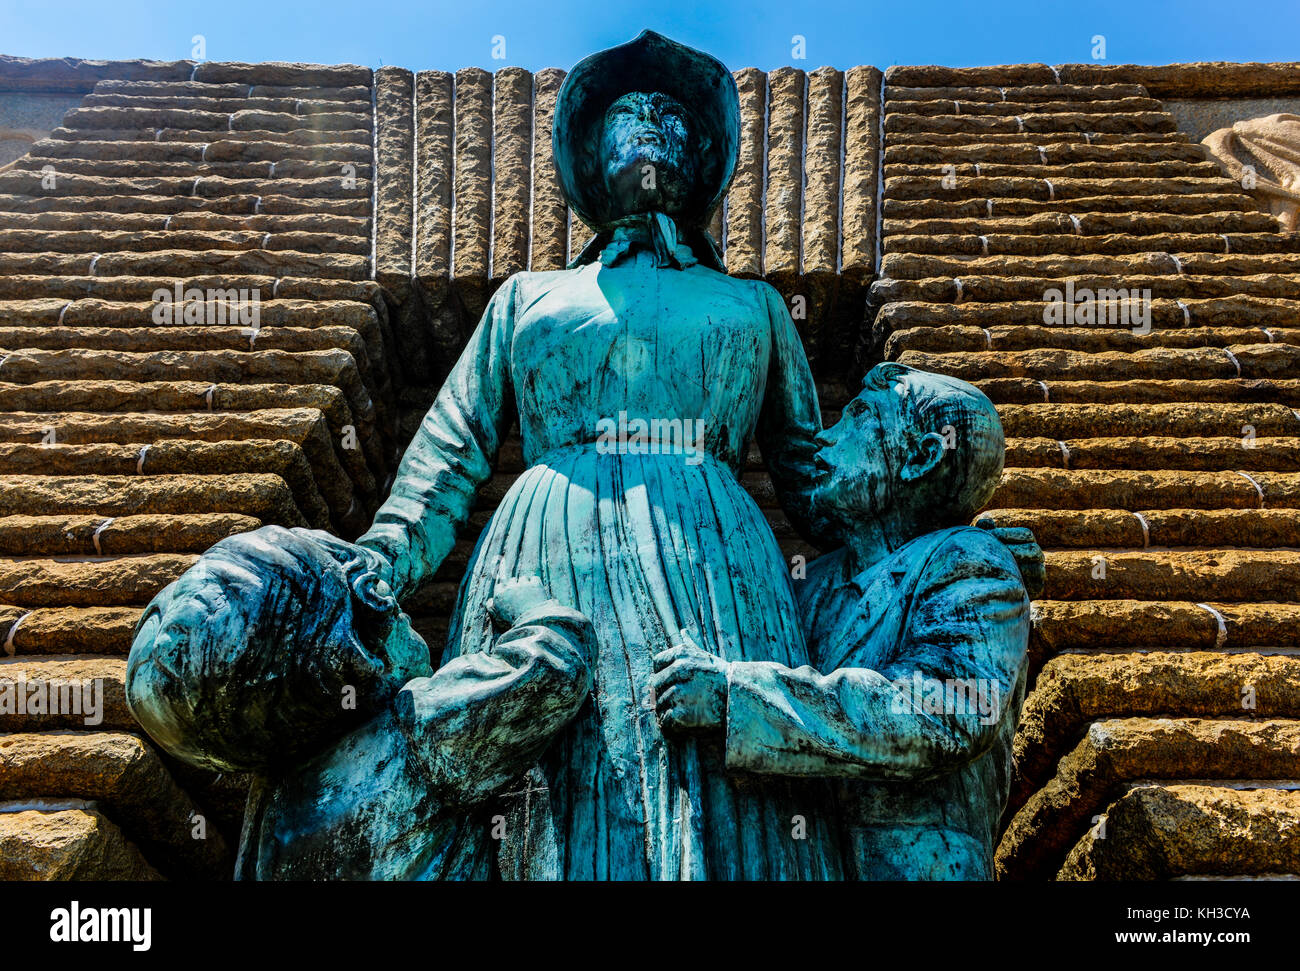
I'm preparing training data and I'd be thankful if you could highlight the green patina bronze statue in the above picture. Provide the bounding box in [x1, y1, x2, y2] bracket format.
[125, 31, 1039, 881]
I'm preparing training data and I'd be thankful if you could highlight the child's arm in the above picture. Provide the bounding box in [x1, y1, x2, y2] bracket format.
[395, 581, 594, 808]
[656, 532, 1029, 782]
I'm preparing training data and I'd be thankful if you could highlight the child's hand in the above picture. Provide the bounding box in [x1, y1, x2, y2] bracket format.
[487, 576, 553, 632]
[651, 632, 729, 735]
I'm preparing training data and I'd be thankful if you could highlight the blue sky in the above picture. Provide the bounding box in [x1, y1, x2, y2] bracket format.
[2, 0, 1296, 72]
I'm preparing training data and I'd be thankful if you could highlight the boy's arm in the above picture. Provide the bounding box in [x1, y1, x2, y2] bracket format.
[393, 599, 593, 808]
[723, 533, 1030, 781]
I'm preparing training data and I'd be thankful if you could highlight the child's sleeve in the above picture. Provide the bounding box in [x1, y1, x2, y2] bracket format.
[392, 601, 593, 808]
[723, 532, 1030, 781]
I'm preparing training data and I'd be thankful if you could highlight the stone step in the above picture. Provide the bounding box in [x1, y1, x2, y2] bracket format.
[188, 61, 371, 87]
[884, 210, 1279, 237]
[0, 170, 371, 201]
[997, 401, 1300, 438]
[7, 154, 374, 183]
[0, 251, 367, 279]
[996, 717, 1300, 881]
[0, 513, 256, 558]
[886, 159, 1224, 180]
[0, 806, 163, 880]
[0, 604, 140, 656]
[1042, 549, 1300, 601]
[892, 96, 1164, 117]
[885, 83, 1151, 103]
[93, 78, 370, 100]
[1031, 600, 1300, 656]
[879, 296, 1300, 329]
[885, 174, 1235, 201]
[0, 409, 371, 514]
[61, 106, 371, 135]
[990, 469, 1298, 510]
[886, 140, 1209, 165]
[0, 381, 385, 475]
[882, 251, 1300, 280]
[977, 377, 1300, 407]
[0, 274, 380, 308]
[980, 506, 1300, 548]
[1018, 653, 1300, 804]
[877, 273, 1300, 304]
[899, 346, 1300, 384]
[29, 135, 372, 165]
[0, 442, 334, 532]
[0, 294, 372, 328]
[0, 474, 307, 529]
[0, 554, 198, 607]
[0, 229, 366, 255]
[0, 192, 369, 218]
[883, 193, 1254, 219]
[48, 125, 372, 147]
[886, 231, 1300, 257]
[884, 110, 1178, 136]
[80, 93, 370, 116]
[1059, 783, 1300, 880]
[0, 729, 231, 878]
[0, 657, 131, 731]
[886, 324, 1300, 356]
[0, 349, 382, 445]
[1002, 436, 1300, 473]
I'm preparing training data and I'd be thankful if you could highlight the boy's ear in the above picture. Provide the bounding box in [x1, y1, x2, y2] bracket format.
[899, 431, 948, 484]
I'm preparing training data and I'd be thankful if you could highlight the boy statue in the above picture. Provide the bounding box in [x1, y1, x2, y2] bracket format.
[653, 362, 1033, 879]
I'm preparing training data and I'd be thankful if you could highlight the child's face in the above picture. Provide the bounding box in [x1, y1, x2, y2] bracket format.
[811, 363, 951, 530]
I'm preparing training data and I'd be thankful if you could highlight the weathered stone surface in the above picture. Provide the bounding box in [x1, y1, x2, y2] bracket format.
[990, 469, 1296, 511]
[983, 505, 1300, 547]
[764, 67, 803, 292]
[0, 807, 162, 880]
[1055, 62, 1300, 98]
[1002, 436, 1300, 473]
[842, 66, 882, 284]
[0, 514, 257, 558]
[1059, 784, 1300, 880]
[414, 70, 453, 288]
[452, 68, 493, 317]
[0, 605, 144, 655]
[724, 68, 765, 278]
[373, 67, 413, 300]
[0, 656, 130, 731]
[0, 730, 230, 877]
[1016, 653, 1300, 800]
[0, 554, 198, 607]
[0, 474, 306, 529]
[0, 55, 193, 92]
[997, 718, 1300, 880]
[191, 61, 370, 88]
[530, 69, 569, 273]
[492, 68, 532, 281]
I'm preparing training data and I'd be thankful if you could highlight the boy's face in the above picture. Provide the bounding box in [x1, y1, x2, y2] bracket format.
[811, 363, 951, 530]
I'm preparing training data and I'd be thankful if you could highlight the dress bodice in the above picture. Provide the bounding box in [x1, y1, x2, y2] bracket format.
[508, 252, 773, 472]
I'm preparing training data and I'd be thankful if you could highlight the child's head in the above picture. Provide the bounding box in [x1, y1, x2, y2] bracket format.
[126, 526, 431, 773]
[811, 363, 1005, 545]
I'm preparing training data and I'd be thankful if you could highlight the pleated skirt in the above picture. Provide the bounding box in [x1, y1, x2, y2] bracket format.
[445, 444, 844, 880]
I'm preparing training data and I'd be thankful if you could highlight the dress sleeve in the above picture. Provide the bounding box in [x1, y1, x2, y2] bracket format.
[753, 282, 826, 547]
[357, 277, 520, 600]
[723, 532, 1030, 781]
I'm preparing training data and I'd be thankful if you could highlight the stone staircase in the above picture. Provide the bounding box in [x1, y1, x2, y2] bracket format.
[873, 64, 1300, 879]
[0, 59, 396, 878]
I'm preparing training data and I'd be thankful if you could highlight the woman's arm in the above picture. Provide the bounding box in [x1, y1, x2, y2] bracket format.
[357, 278, 521, 601]
[753, 282, 828, 548]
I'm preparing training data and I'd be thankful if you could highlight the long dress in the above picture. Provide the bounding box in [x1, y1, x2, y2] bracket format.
[357, 238, 844, 879]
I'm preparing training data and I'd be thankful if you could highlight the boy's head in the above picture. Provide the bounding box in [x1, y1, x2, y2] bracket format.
[811, 363, 1005, 546]
[126, 526, 431, 773]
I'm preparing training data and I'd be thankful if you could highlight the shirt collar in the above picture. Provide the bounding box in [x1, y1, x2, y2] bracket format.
[597, 211, 699, 269]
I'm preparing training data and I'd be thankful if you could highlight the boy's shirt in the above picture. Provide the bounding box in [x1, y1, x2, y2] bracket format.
[724, 526, 1030, 879]
[234, 603, 592, 880]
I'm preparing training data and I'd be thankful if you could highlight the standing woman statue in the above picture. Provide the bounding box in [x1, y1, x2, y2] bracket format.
[127, 30, 845, 880]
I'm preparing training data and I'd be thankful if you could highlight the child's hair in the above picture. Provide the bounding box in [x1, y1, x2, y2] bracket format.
[126, 527, 399, 773]
[900, 369, 1005, 525]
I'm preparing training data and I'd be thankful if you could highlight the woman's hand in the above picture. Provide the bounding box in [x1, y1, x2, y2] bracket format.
[651, 633, 729, 735]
